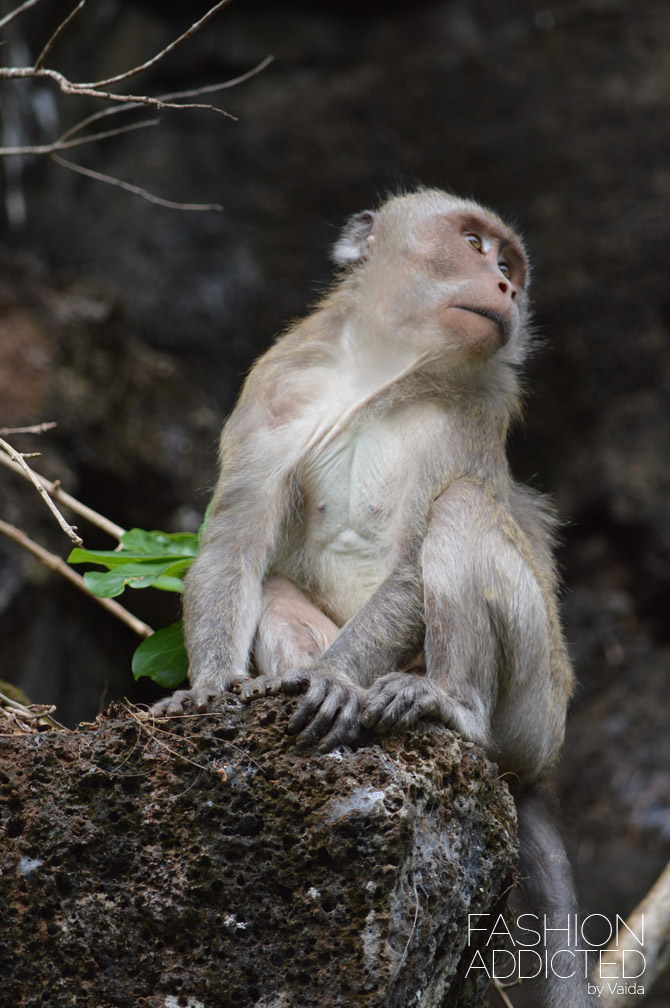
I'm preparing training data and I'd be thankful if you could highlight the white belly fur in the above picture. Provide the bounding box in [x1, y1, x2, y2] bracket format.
[288, 400, 445, 624]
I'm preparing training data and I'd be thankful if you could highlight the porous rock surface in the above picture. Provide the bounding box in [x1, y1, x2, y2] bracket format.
[0, 696, 517, 1008]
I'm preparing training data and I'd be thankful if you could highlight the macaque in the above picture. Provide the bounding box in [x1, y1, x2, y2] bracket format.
[155, 189, 593, 1007]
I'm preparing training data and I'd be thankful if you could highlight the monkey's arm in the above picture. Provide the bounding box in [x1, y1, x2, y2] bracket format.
[361, 480, 572, 777]
[153, 416, 301, 716]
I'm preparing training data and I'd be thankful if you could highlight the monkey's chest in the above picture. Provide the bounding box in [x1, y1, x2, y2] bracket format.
[297, 415, 426, 618]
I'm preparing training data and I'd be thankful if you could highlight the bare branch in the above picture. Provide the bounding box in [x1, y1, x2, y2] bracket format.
[0, 422, 57, 435]
[56, 99, 157, 145]
[0, 0, 41, 31]
[76, 0, 234, 90]
[0, 56, 273, 158]
[34, 0, 89, 72]
[492, 978, 517, 1008]
[156, 54, 275, 103]
[0, 519, 153, 639]
[0, 116, 160, 156]
[0, 65, 238, 117]
[53, 56, 273, 148]
[0, 436, 82, 545]
[0, 447, 126, 541]
[51, 154, 224, 212]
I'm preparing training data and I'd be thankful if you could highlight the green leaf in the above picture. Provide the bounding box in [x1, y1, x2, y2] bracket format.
[132, 622, 188, 688]
[120, 528, 199, 557]
[198, 500, 215, 543]
[68, 546, 137, 568]
[148, 576, 185, 594]
[83, 570, 129, 598]
[82, 559, 192, 598]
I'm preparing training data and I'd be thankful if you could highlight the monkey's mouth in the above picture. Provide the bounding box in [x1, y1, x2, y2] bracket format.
[453, 306, 510, 343]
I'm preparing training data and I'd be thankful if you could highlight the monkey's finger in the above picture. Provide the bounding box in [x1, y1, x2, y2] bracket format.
[153, 687, 215, 718]
[238, 676, 281, 704]
[280, 669, 312, 696]
[192, 687, 218, 713]
[360, 686, 398, 729]
[163, 698, 186, 717]
[372, 693, 412, 733]
[393, 694, 442, 731]
[317, 697, 361, 752]
[286, 680, 328, 735]
[151, 693, 186, 717]
[294, 686, 348, 748]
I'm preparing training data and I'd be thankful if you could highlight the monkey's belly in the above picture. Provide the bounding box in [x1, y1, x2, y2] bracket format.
[299, 423, 414, 622]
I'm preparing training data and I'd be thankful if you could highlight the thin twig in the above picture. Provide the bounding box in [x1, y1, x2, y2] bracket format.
[0, 436, 82, 545]
[53, 55, 272, 147]
[34, 0, 89, 72]
[0, 66, 237, 117]
[0, 0, 41, 31]
[0, 690, 66, 731]
[0, 56, 273, 157]
[0, 117, 160, 156]
[51, 154, 224, 212]
[0, 519, 153, 638]
[0, 422, 57, 435]
[157, 54, 274, 103]
[76, 0, 233, 90]
[57, 100, 158, 145]
[0, 448, 125, 541]
[492, 978, 517, 1008]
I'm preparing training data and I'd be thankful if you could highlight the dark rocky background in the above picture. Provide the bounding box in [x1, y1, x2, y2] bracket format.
[0, 1, 668, 1003]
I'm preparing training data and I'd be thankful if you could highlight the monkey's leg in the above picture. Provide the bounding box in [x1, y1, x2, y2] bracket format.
[512, 785, 595, 1008]
[236, 575, 339, 702]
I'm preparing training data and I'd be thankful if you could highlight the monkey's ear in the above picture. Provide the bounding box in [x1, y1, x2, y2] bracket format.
[331, 210, 377, 266]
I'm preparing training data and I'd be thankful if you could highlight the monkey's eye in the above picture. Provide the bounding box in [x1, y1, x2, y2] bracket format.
[464, 232, 483, 251]
[498, 261, 511, 279]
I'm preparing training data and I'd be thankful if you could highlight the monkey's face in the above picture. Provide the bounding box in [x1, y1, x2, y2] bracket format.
[418, 208, 527, 359]
[338, 191, 530, 368]
[400, 204, 527, 362]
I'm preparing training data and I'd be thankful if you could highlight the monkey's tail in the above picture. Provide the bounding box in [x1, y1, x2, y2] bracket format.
[513, 785, 596, 1008]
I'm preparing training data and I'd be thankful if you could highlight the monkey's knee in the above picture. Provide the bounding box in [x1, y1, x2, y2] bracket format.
[255, 576, 339, 676]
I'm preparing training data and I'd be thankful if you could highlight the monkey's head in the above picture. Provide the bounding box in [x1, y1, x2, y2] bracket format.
[331, 189, 531, 368]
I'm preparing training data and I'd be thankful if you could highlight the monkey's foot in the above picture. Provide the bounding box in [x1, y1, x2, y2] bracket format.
[361, 672, 447, 733]
[150, 685, 220, 717]
[234, 675, 283, 703]
[284, 670, 365, 753]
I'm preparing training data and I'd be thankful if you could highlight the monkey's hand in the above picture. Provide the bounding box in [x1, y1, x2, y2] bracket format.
[267, 666, 365, 753]
[361, 672, 483, 740]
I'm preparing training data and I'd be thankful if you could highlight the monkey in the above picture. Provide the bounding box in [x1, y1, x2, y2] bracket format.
[153, 189, 594, 1007]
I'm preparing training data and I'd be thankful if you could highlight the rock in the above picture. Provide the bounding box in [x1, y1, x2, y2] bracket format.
[0, 696, 517, 1008]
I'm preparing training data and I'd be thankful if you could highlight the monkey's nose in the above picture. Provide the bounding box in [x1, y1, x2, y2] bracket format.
[498, 280, 517, 300]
